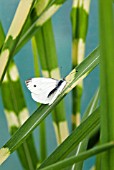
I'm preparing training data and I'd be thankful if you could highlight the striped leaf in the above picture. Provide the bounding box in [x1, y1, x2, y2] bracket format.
[1, 60, 38, 169]
[71, 0, 91, 129]
[32, 19, 69, 145]
[0, 0, 36, 83]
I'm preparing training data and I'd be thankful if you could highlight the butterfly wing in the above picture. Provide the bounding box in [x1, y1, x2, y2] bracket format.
[25, 78, 58, 104]
[31, 91, 56, 104]
[48, 80, 66, 105]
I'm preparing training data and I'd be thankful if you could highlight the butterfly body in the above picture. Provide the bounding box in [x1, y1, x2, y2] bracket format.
[25, 78, 66, 105]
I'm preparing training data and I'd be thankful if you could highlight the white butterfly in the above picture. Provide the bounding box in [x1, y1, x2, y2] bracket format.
[25, 78, 66, 105]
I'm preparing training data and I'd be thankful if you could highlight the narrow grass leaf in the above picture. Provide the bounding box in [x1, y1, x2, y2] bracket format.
[38, 107, 100, 168]
[72, 88, 99, 170]
[39, 142, 114, 170]
[99, 0, 114, 169]
[32, 34, 47, 161]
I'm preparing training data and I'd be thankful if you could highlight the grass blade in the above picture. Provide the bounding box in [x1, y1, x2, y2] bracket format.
[99, 0, 114, 169]
[39, 142, 114, 170]
[39, 107, 100, 168]
[71, 0, 91, 129]
[72, 88, 99, 170]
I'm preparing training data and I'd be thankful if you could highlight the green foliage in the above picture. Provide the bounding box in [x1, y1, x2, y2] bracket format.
[0, 0, 114, 170]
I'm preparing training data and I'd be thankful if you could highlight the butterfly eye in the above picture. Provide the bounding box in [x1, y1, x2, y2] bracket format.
[34, 85, 36, 87]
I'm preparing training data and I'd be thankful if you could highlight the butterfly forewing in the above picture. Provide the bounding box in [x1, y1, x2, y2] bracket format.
[26, 78, 58, 94]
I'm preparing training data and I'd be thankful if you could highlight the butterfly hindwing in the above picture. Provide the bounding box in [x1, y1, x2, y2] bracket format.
[31, 90, 56, 104]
